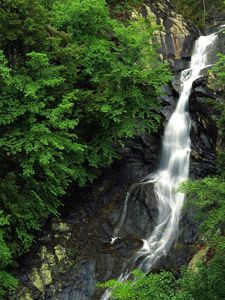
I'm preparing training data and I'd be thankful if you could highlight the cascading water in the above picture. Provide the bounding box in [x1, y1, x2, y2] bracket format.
[101, 31, 219, 300]
[133, 32, 218, 272]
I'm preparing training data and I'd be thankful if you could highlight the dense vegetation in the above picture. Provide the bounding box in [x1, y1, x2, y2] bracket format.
[100, 51, 225, 300]
[0, 0, 171, 296]
[172, 0, 225, 28]
[101, 254, 225, 300]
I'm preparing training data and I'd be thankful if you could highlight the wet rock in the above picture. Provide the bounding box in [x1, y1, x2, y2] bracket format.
[189, 92, 217, 178]
[173, 59, 189, 72]
[193, 85, 215, 98]
[171, 74, 182, 93]
[53, 260, 96, 300]
[160, 95, 176, 105]
[160, 105, 174, 120]
[193, 77, 205, 86]
[119, 184, 158, 239]
[181, 35, 196, 58]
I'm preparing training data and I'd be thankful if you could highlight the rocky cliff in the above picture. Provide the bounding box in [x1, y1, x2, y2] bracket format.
[8, 1, 224, 300]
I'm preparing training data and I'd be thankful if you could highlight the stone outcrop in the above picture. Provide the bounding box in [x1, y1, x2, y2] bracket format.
[143, 0, 198, 68]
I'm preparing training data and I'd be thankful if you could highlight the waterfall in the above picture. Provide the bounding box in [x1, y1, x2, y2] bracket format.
[101, 31, 218, 300]
[133, 32, 218, 271]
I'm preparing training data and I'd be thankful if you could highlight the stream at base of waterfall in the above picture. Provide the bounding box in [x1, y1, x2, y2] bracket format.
[101, 29, 220, 300]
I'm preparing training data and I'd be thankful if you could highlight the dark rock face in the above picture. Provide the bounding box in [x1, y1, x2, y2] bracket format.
[52, 260, 96, 300]
[189, 96, 217, 178]
[10, 2, 222, 300]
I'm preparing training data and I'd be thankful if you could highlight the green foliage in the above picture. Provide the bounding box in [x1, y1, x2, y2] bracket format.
[171, 0, 225, 28]
[180, 177, 225, 249]
[0, 0, 170, 296]
[0, 211, 11, 268]
[0, 0, 51, 56]
[100, 256, 225, 300]
[106, 0, 143, 18]
[174, 255, 225, 300]
[50, 0, 171, 169]
[0, 271, 18, 299]
[211, 52, 225, 169]
[53, 0, 110, 38]
[213, 53, 225, 88]
[210, 53, 225, 128]
[0, 211, 18, 297]
[99, 270, 176, 300]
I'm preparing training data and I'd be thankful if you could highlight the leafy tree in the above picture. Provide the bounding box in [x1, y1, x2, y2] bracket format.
[0, 0, 170, 296]
[51, 0, 171, 168]
[212, 53, 225, 89]
[180, 177, 225, 250]
[100, 258, 225, 300]
[211, 53, 225, 170]
[0, 0, 51, 57]
[99, 270, 176, 300]
[0, 211, 18, 298]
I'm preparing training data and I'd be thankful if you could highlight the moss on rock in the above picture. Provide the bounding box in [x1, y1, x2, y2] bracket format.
[188, 247, 208, 272]
[54, 245, 67, 262]
[52, 222, 71, 232]
[40, 246, 55, 265]
[28, 268, 44, 293]
[40, 263, 53, 286]
[19, 288, 33, 300]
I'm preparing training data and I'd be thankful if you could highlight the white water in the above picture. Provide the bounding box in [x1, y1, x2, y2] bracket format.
[134, 32, 218, 271]
[101, 31, 218, 299]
